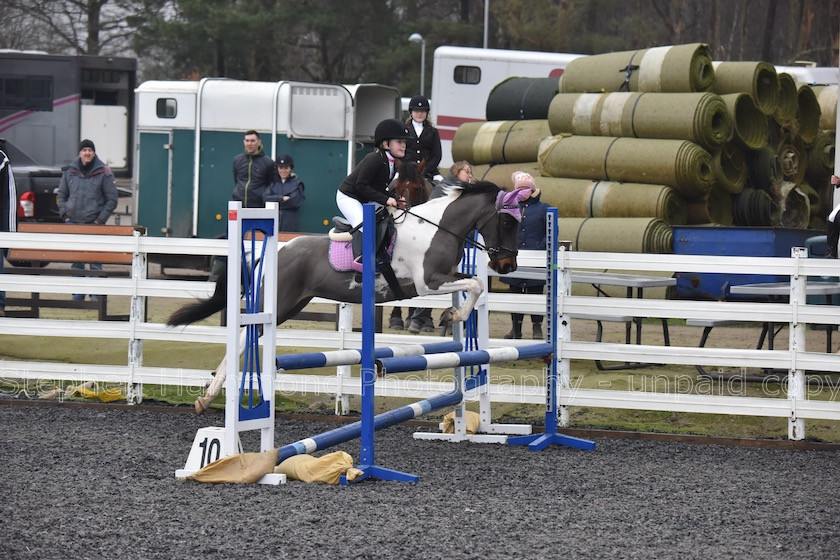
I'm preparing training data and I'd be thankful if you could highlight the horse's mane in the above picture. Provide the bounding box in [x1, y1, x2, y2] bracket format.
[446, 180, 500, 197]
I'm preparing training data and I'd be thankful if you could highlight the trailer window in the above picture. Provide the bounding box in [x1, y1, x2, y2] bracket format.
[453, 65, 481, 84]
[156, 98, 177, 119]
[0, 76, 53, 111]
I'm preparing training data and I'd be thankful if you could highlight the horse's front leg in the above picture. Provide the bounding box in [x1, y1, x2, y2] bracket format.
[421, 275, 484, 326]
[194, 328, 247, 414]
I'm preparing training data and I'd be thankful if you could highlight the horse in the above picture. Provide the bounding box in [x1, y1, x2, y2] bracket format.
[168, 180, 530, 413]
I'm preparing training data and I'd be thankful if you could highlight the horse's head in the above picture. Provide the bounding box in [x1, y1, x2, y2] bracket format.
[471, 182, 532, 275]
[392, 159, 433, 206]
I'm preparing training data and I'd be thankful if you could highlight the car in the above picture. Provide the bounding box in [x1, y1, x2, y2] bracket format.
[1, 137, 64, 223]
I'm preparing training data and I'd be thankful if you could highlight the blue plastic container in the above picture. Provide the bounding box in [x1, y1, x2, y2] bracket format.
[672, 226, 818, 300]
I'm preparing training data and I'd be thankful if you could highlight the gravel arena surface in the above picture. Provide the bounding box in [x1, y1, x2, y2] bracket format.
[2, 402, 839, 560]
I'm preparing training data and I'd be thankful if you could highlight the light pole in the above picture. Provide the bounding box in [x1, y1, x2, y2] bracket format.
[408, 33, 425, 97]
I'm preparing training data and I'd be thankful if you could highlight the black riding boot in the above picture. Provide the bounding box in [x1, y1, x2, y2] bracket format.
[532, 318, 544, 340]
[504, 314, 523, 339]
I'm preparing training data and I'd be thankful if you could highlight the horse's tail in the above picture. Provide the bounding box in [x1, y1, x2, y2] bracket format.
[167, 268, 228, 326]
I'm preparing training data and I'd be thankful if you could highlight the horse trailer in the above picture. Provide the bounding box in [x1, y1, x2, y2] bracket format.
[0, 50, 136, 174]
[134, 79, 401, 243]
[429, 46, 584, 168]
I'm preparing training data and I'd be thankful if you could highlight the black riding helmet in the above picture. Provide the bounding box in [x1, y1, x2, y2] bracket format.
[408, 95, 430, 112]
[275, 154, 294, 168]
[374, 118, 412, 147]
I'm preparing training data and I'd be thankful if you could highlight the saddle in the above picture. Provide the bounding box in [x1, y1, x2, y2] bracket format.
[328, 208, 395, 273]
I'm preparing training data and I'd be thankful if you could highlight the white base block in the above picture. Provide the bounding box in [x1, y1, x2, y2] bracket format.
[413, 432, 510, 444]
[481, 423, 532, 435]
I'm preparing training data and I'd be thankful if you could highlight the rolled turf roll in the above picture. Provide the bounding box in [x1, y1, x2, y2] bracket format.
[772, 181, 810, 229]
[747, 146, 783, 189]
[711, 61, 780, 116]
[471, 162, 542, 187]
[796, 180, 821, 218]
[686, 186, 734, 225]
[812, 85, 837, 131]
[774, 73, 798, 125]
[719, 93, 767, 150]
[776, 133, 807, 185]
[712, 143, 747, 194]
[734, 188, 780, 226]
[547, 91, 732, 151]
[534, 176, 688, 224]
[795, 84, 821, 144]
[558, 43, 714, 93]
[538, 135, 714, 198]
[805, 130, 834, 186]
[485, 77, 559, 121]
[557, 217, 674, 253]
[452, 120, 551, 164]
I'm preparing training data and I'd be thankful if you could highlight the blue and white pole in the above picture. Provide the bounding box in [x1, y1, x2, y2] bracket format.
[276, 341, 463, 371]
[507, 207, 596, 451]
[376, 343, 553, 375]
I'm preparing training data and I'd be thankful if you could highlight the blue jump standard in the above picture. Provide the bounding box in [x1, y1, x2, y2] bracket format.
[276, 341, 463, 371]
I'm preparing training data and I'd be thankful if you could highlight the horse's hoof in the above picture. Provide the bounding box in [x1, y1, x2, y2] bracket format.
[195, 397, 209, 415]
[438, 308, 455, 326]
[389, 317, 405, 330]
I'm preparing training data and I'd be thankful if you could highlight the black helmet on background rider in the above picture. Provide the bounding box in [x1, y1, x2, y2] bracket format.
[408, 95, 430, 112]
[374, 118, 411, 147]
[274, 154, 294, 168]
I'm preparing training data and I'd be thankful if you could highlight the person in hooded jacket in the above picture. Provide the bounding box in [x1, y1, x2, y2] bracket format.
[404, 95, 442, 181]
[264, 154, 305, 232]
[500, 171, 549, 340]
[57, 139, 118, 300]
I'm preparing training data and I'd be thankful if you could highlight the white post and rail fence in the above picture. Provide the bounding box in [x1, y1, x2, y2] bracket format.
[1, 228, 840, 440]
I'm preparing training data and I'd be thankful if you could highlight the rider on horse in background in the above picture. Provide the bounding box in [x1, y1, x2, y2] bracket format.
[336, 118, 410, 270]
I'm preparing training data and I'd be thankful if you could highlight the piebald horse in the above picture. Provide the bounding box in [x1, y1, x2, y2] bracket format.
[168, 181, 531, 413]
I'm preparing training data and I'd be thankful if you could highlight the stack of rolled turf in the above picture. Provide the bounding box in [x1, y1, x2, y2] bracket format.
[451, 43, 836, 254]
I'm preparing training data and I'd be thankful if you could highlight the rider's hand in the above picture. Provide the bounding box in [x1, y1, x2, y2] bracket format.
[831, 175, 840, 187]
[387, 197, 407, 209]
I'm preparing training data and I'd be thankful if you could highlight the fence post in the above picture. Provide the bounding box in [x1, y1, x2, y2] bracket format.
[788, 246, 807, 440]
[126, 228, 146, 404]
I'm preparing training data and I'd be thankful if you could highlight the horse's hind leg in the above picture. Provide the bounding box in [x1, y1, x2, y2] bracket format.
[195, 327, 247, 414]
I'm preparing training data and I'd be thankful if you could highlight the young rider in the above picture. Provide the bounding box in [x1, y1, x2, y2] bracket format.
[336, 118, 411, 267]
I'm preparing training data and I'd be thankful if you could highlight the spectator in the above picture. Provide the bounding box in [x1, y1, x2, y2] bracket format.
[264, 154, 305, 232]
[404, 95, 442, 181]
[0, 148, 16, 317]
[232, 130, 275, 208]
[57, 139, 118, 301]
[500, 171, 548, 340]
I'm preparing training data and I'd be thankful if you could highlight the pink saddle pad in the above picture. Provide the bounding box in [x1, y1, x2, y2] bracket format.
[328, 240, 355, 272]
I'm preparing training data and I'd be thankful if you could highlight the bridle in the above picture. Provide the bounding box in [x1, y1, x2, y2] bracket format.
[394, 192, 520, 260]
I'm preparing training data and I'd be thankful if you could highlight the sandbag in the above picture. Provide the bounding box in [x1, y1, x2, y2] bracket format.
[188, 450, 278, 484]
[547, 91, 732, 151]
[442, 410, 481, 434]
[559, 43, 714, 93]
[557, 217, 674, 253]
[536, 176, 687, 224]
[711, 61, 780, 116]
[719, 93, 767, 150]
[452, 120, 551, 164]
[486, 77, 559, 121]
[538, 135, 714, 198]
[275, 451, 363, 484]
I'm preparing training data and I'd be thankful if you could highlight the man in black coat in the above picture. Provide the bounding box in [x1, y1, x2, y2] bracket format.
[232, 130, 276, 208]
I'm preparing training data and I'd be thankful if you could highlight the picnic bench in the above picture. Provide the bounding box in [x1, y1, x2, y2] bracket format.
[4, 223, 143, 321]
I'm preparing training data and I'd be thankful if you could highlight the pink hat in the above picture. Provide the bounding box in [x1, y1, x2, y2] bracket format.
[512, 171, 536, 190]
